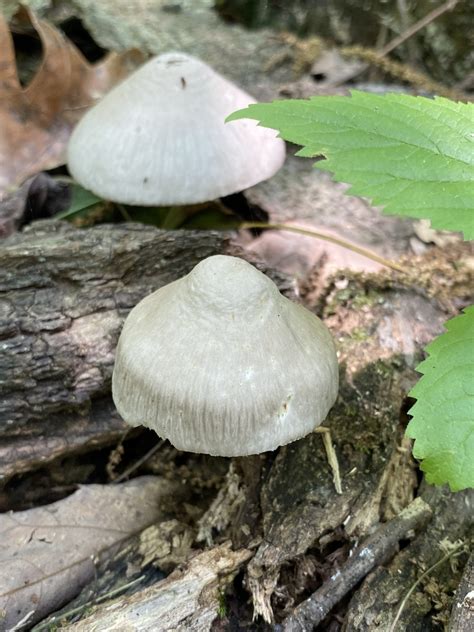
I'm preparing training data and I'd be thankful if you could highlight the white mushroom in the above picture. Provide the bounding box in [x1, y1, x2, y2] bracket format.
[112, 255, 338, 457]
[67, 52, 285, 206]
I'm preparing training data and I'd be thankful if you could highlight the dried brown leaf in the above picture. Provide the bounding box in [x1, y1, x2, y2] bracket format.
[0, 476, 181, 631]
[0, 6, 143, 200]
[242, 220, 382, 281]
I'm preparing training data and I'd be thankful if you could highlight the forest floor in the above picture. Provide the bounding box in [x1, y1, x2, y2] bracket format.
[0, 2, 473, 631]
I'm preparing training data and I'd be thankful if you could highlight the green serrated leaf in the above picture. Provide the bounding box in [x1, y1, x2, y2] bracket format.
[227, 91, 474, 239]
[406, 306, 474, 491]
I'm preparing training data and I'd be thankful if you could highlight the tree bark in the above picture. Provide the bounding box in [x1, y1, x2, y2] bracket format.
[246, 273, 451, 623]
[44, 543, 251, 632]
[283, 498, 433, 631]
[343, 484, 474, 631]
[0, 221, 232, 479]
[449, 553, 474, 632]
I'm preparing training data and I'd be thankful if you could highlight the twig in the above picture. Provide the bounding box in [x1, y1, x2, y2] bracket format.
[329, 0, 461, 94]
[340, 45, 467, 101]
[396, 0, 417, 66]
[379, 0, 459, 58]
[112, 440, 165, 484]
[389, 540, 465, 632]
[240, 222, 405, 273]
[282, 497, 432, 631]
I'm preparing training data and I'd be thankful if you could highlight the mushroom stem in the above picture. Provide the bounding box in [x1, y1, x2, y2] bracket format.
[313, 426, 342, 494]
[239, 222, 405, 273]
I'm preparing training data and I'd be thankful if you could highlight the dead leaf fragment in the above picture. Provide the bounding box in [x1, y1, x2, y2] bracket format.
[242, 220, 382, 285]
[0, 476, 182, 631]
[413, 219, 461, 247]
[0, 172, 72, 237]
[0, 6, 143, 200]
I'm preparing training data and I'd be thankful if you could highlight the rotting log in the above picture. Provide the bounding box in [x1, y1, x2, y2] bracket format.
[32, 258, 473, 631]
[46, 543, 252, 632]
[283, 497, 433, 631]
[0, 220, 292, 481]
[449, 552, 474, 632]
[0, 221, 233, 480]
[245, 272, 451, 622]
[2, 220, 473, 630]
[342, 484, 473, 631]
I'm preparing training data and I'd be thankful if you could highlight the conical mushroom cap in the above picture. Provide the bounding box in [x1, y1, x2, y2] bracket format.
[67, 52, 286, 205]
[112, 255, 338, 457]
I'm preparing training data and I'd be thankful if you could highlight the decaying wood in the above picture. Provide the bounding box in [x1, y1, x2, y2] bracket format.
[0, 5, 471, 632]
[282, 497, 433, 631]
[449, 553, 474, 632]
[0, 221, 232, 480]
[1, 219, 472, 630]
[197, 461, 247, 547]
[246, 272, 452, 622]
[63, 543, 251, 632]
[343, 484, 474, 631]
[0, 476, 185, 632]
[34, 518, 197, 630]
[2, 237, 469, 630]
[47, 0, 303, 101]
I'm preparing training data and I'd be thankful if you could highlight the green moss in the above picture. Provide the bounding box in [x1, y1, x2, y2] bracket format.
[353, 290, 381, 309]
[331, 358, 404, 454]
[217, 588, 228, 618]
[326, 283, 381, 315]
[349, 327, 370, 342]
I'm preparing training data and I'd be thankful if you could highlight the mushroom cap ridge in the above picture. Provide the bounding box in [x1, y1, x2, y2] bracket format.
[67, 52, 286, 205]
[112, 255, 338, 456]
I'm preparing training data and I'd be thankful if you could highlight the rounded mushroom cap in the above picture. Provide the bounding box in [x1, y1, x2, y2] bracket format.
[112, 255, 338, 457]
[67, 52, 286, 205]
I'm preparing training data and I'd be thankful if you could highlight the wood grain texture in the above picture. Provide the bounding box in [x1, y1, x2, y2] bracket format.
[0, 221, 231, 479]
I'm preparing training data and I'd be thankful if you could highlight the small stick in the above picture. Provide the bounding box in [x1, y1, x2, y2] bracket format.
[396, 0, 417, 66]
[379, 0, 459, 58]
[240, 222, 405, 273]
[314, 427, 342, 495]
[112, 439, 165, 484]
[282, 497, 432, 631]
